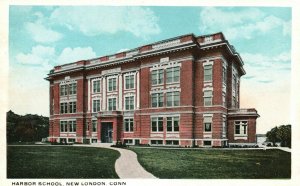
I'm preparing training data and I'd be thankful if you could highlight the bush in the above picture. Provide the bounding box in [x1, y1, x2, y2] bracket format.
[111, 140, 128, 148]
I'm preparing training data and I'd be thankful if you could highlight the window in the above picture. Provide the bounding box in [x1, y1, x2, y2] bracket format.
[235, 121, 248, 135]
[204, 116, 212, 132]
[60, 85, 68, 96]
[124, 118, 134, 132]
[222, 66, 227, 84]
[151, 117, 163, 132]
[204, 90, 213, 106]
[124, 139, 133, 144]
[125, 96, 134, 110]
[60, 121, 68, 132]
[125, 75, 135, 89]
[151, 69, 164, 85]
[167, 116, 179, 132]
[69, 121, 76, 132]
[60, 102, 68, 114]
[93, 99, 101, 112]
[151, 140, 163, 145]
[108, 78, 117, 91]
[69, 83, 77, 95]
[203, 141, 212, 146]
[92, 120, 97, 132]
[69, 102, 76, 113]
[204, 65, 212, 81]
[86, 122, 90, 131]
[232, 96, 236, 108]
[93, 80, 101, 93]
[222, 117, 227, 136]
[222, 93, 226, 107]
[166, 140, 179, 145]
[60, 121, 76, 133]
[151, 93, 164, 107]
[166, 66, 180, 83]
[166, 91, 180, 107]
[68, 138, 75, 143]
[233, 74, 237, 91]
[108, 98, 116, 111]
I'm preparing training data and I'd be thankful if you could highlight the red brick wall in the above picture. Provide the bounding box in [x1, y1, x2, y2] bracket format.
[213, 59, 223, 106]
[180, 113, 193, 139]
[140, 67, 150, 109]
[77, 79, 84, 113]
[180, 60, 194, 106]
[53, 83, 60, 115]
[227, 116, 257, 143]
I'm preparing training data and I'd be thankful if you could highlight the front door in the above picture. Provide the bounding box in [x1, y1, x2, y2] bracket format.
[101, 122, 113, 143]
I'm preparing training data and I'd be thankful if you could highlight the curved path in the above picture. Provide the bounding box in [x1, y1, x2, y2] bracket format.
[91, 143, 157, 179]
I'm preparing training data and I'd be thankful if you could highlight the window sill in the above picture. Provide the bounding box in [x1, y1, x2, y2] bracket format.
[60, 132, 76, 134]
[151, 84, 164, 87]
[234, 134, 248, 137]
[166, 81, 180, 85]
[124, 132, 134, 133]
[124, 88, 135, 91]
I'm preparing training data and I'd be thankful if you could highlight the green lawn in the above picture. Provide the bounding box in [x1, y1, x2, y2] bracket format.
[131, 148, 291, 179]
[7, 146, 120, 178]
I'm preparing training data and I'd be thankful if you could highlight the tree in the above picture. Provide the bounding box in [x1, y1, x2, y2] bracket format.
[266, 126, 279, 146]
[266, 125, 291, 148]
[6, 110, 49, 143]
[276, 125, 291, 148]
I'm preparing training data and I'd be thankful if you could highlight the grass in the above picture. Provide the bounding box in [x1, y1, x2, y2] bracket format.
[7, 146, 120, 178]
[131, 148, 291, 179]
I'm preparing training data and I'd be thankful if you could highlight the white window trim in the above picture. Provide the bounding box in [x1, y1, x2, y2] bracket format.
[124, 95, 135, 111]
[166, 66, 180, 84]
[124, 73, 135, 90]
[151, 92, 164, 108]
[166, 116, 180, 133]
[107, 97, 117, 111]
[92, 99, 101, 113]
[69, 82, 77, 95]
[107, 76, 118, 92]
[203, 64, 213, 82]
[203, 116, 213, 133]
[151, 69, 164, 86]
[60, 119, 76, 133]
[234, 120, 248, 136]
[151, 116, 164, 133]
[92, 120, 97, 133]
[92, 78, 101, 94]
[124, 117, 134, 133]
[203, 90, 213, 107]
[166, 91, 180, 107]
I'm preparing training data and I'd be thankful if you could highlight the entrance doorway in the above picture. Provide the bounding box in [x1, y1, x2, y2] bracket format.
[101, 122, 113, 143]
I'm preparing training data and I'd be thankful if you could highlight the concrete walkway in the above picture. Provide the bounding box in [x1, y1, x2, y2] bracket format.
[91, 143, 157, 179]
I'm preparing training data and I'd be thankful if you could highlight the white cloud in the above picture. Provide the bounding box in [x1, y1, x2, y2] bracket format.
[117, 48, 130, 53]
[50, 6, 160, 38]
[241, 52, 291, 83]
[25, 21, 63, 43]
[200, 7, 291, 40]
[16, 45, 97, 69]
[16, 45, 55, 66]
[57, 47, 97, 64]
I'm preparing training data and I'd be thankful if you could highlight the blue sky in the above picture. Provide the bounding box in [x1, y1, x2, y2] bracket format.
[9, 6, 291, 133]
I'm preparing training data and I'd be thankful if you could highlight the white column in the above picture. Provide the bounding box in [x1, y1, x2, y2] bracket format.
[136, 71, 140, 109]
[87, 79, 90, 112]
[102, 77, 106, 110]
[118, 74, 123, 110]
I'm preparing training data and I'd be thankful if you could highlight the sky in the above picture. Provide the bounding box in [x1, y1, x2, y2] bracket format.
[8, 6, 291, 134]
